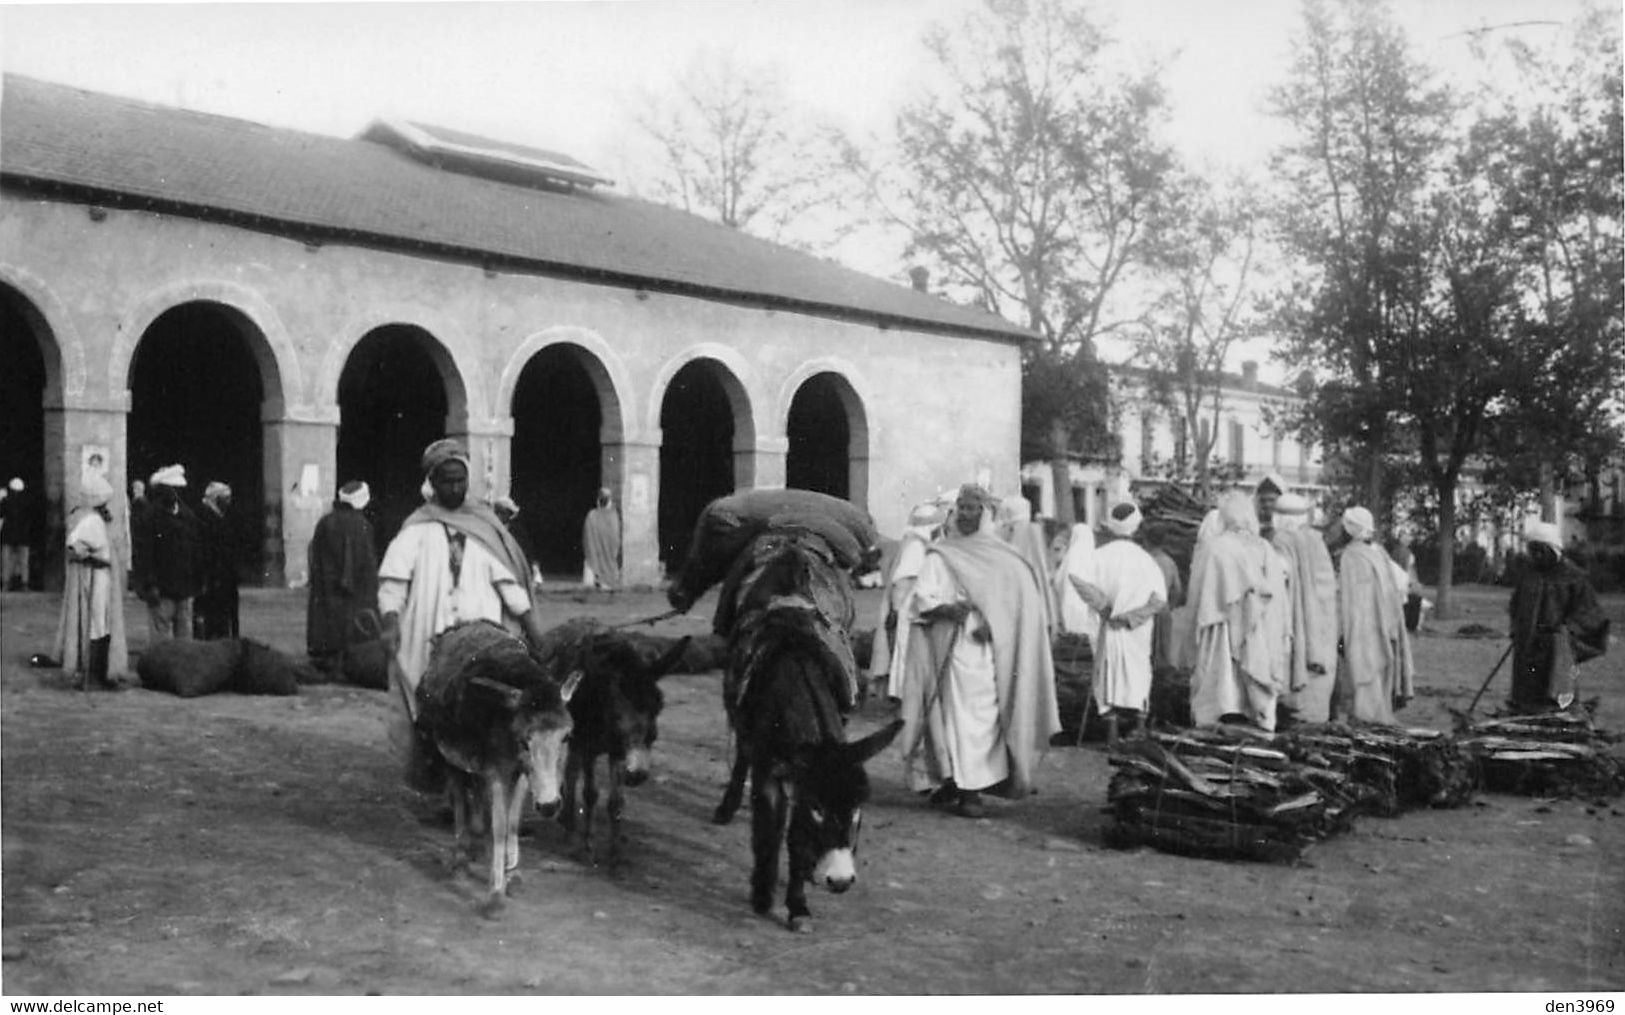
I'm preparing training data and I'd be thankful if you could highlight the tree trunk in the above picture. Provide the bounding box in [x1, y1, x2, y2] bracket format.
[1539, 460, 1557, 525]
[1051, 419, 1075, 526]
[1435, 477, 1458, 620]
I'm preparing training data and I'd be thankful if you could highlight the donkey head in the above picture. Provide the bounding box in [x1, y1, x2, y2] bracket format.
[790, 719, 903, 894]
[582, 634, 691, 786]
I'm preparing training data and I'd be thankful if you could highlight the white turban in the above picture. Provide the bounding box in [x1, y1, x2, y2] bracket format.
[7, 477, 22, 492]
[150, 465, 187, 488]
[1274, 493, 1310, 531]
[1524, 520, 1562, 551]
[1104, 501, 1143, 538]
[1341, 506, 1375, 542]
[204, 481, 231, 502]
[998, 495, 1032, 526]
[338, 481, 370, 510]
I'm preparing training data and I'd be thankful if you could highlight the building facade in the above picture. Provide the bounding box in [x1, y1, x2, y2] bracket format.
[0, 76, 1030, 589]
[1022, 361, 1328, 524]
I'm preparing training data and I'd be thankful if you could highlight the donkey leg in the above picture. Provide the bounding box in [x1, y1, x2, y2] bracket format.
[447, 775, 474, 873]
[785, 803, 813, 932]
[479, 775, 509, 919]
[579, 757, 601, 867]
[606, 761, 627, 864]
[713, 736, 750, 826]
[749, 769, 786, 917]
[558, 751, 581, 834]
[503, 774, 526, 889]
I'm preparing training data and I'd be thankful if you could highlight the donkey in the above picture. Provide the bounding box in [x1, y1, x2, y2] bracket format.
[414, 621, 581, 918]
[555, 626, 693, 866]
[731, 606, 902, 931]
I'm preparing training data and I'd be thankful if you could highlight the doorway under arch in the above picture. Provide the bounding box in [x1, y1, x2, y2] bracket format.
[0, 284, 57, 590]
[657, 358, 753, 571]
[510, 344, 609, 577]
[128, 301, 274, 582]
[785, 371, 868, 507]
[337, 324, 463, 554]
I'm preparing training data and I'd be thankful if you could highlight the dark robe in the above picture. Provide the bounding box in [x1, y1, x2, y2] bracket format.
[135, 501, 202, 601]
[1508, 558, 1610, 712]
[195, 502, 241, 639]
[306, 504, 380, 661]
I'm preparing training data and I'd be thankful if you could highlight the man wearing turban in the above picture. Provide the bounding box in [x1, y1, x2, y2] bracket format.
[1507, 521, 1610, 713]
[581, 487, 621, 591]
[134, 465, 201, 642]
[306, 480, 380, 678]
[51, 475, 129, 688]
[1335, 506, 1414, 724]
[1067, 502, 1168, 742]
[1271, 493, 1339, 723]
[1186, 491, 1284, 730]
[195, 481, 240, 639]
[867, 497, 948, 701]
[897, 483, 1060, 817]
[377, 440, 548, 787]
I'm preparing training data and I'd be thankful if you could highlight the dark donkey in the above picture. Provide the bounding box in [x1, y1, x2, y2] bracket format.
[544, 621, 692, 865]
[715, 533, 902, 930]
[414, 621, 581, 918]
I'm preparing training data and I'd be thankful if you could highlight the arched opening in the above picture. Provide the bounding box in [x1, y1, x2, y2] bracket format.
[658, 358, 750, 571]
[0, 285, 54, 590]
[786, 371, 868, 504]
[338, 325, 457, 554]
[511, 344, 604, 578]
[128, 302, 270, 582]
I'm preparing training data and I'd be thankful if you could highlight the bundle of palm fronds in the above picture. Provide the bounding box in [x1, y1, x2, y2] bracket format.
[1104, 728, 1358, 863]
[1273, 723, 1476, 816]
[1454, 711, 1624, 799]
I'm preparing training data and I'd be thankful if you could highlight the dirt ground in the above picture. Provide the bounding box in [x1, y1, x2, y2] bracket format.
[2, 582, 1622, 995]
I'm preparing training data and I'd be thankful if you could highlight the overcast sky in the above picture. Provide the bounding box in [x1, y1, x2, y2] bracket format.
[0, 0, 1598, 370]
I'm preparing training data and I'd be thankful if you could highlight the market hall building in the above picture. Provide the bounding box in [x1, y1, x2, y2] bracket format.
[0, 75, 1029, 589]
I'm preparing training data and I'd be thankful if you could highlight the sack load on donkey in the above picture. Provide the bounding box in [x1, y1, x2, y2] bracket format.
[666, 489, 881, 614]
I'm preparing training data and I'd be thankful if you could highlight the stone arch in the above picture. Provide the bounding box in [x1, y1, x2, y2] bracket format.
[779, 362, 872, 508]
[0, 263, 83, 402]
[0, 279, 66, 591]
[112, 279, 297, 415]
[503, 329, 632, 575]
[497, 325, 631, 442]
[652, 349, 760, 569]
[320, 304, 482, 427]
[644, 343, 764, 443]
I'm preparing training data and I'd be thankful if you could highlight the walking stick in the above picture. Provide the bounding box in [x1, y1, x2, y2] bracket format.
[1466, 641, 1515, 716]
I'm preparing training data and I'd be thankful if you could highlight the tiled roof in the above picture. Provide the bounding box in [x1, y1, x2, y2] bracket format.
[0, 75, 1032, 343]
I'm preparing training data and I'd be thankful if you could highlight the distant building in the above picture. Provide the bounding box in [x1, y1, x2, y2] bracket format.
[0, 75, 1032, 588]
[1022, 360, 1328, 524]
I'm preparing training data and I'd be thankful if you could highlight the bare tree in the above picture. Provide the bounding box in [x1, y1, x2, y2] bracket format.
[625, 51, 856, 250]
[1136, 174, 1262, 500]
[877, 0, 1176, 522]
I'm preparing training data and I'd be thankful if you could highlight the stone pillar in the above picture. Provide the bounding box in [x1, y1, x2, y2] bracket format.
[749, 436, 786, 491]
[450, 418, 515, 505]
[49, 396, 129, 593]
[264, 413, 338, 588]
[610, 431, 662, 587]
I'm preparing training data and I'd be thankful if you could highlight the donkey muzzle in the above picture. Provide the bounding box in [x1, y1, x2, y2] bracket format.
[813, 849, 856, 893]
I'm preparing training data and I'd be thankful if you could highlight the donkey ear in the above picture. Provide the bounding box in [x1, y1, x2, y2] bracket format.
[558, 669, 584, 703]
[644, 636, 692, 680]
[842, 718, 904, 766]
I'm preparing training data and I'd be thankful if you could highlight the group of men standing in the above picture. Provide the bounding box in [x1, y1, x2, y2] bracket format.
[866, 473, 1612, 819]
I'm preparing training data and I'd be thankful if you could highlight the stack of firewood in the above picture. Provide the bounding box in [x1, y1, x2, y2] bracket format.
[1105, 729, 1359, 863]
[1455, 711, 1625, 800]
[1273, 723, 1477, 816]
